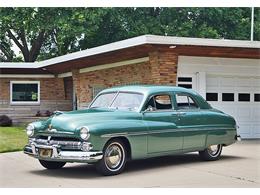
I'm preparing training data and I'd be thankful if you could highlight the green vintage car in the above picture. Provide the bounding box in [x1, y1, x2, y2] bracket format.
[24, 85, 240, 175]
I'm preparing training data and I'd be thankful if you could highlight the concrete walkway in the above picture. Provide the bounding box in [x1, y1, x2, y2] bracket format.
[0, 140, 259, 187]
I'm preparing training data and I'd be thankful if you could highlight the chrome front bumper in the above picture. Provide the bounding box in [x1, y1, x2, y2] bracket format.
[23, 143, 103, 163]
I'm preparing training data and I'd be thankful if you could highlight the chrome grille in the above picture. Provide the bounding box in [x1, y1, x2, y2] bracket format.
[34, 137, 82, 150]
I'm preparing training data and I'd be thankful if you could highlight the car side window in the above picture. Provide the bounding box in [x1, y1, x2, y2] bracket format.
[145, 94, 173, 111]
[176, 94, 199, 109]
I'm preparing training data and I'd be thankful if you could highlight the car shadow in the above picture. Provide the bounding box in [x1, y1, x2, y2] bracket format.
[29, 153, 246, 179]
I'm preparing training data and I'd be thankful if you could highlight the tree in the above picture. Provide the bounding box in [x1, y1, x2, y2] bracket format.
[0, 7, 259, 62]
[0, 7, 92, 62]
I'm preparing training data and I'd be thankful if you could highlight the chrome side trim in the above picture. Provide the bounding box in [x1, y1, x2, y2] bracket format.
[101, 127, 236, 138]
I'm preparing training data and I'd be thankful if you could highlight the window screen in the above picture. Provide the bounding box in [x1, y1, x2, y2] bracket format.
[12, 83, 39, 102]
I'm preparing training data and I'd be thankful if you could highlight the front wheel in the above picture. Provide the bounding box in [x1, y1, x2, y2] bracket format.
[199, 144, 222, 161]
[96, 139, 126, 176]
[39, 160, 66, 169]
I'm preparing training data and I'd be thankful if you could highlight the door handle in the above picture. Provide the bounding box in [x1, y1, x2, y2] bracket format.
[177, 112, 186, 116]
[171, 112, 186, 116]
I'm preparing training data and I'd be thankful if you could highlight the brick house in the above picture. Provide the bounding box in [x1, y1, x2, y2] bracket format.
[0, 35, 259, 138]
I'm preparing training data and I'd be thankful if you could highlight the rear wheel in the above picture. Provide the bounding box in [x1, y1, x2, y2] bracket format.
[39, 160, 66, 169]
[199, 144, 222, 161]
[96, 139, 126, 176]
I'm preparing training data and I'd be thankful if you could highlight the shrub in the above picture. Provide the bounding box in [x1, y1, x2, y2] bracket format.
[0, 115, 12, 127]
[45, 110, 52, 117]
[35, 111, 41, 117]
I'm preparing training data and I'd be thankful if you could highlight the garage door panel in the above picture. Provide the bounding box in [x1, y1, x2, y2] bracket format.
[236, 105, 251, 121]
[237, 78, 252, 87]
[237, 124, 252, 138]
[252, 107, 260, 120]
[206, 77, 219, 87]
[206, 75, 260, 139]
[252, 125, 260, 138]
[220, 77, 237, 87]
[252, 78, 260, 87]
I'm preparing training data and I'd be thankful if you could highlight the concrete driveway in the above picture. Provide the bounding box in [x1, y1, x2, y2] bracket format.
[0, 140, 259, 187]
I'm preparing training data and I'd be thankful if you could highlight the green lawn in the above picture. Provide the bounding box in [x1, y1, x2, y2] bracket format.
[0, 126, 28, 153]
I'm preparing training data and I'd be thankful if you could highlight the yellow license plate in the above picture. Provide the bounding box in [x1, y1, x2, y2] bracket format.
[39, 149, 53, 158]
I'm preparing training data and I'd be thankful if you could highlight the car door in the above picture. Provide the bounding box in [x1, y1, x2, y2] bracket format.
[174, 93, 207, 150]
[142, 93, 183, 154]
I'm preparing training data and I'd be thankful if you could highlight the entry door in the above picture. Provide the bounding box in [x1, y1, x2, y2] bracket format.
[143, 94, 183, 154]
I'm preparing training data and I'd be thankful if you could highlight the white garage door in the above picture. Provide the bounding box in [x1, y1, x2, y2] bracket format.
[206, 75, 260, 139]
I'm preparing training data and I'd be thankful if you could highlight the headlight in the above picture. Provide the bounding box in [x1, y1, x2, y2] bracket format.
[80, 126, 90, 140]
[26, 124, 34, 137]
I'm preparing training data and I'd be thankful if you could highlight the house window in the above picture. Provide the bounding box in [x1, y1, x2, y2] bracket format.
[206, 93, 218, 101]
[178, 84, 192, 89]
[222, 93, 234, 101]
[10, 81, 40, 104]
[178, 77, 192, 82]
[177, 77, 192, 89]
[238, 93, 250, 102]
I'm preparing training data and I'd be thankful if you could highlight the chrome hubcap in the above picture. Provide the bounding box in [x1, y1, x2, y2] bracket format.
[207, 144, 219, 156]
[105, 144, 123, 170]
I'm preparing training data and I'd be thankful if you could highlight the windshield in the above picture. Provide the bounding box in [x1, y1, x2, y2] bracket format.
[90, 92, 144, 111]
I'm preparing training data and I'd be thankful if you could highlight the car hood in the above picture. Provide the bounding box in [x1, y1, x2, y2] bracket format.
[41, 108, 141, 133]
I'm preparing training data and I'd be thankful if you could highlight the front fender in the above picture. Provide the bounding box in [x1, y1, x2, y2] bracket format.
[87, 120, 149, 159]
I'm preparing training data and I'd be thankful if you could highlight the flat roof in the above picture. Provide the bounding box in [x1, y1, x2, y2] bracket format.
[1, 35, 260, 69]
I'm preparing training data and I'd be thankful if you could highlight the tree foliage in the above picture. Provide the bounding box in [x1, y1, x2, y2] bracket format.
[0, 7, 259, 62]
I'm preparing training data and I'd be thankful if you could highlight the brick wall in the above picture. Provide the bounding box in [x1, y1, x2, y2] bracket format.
[74, 51, 178, 108]
[0, 50, 179, 120]
[0, 77, 73, 123]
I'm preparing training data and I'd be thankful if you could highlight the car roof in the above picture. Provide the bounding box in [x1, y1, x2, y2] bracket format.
[101, 85, 198, 96]
[99, 85, 211, 109]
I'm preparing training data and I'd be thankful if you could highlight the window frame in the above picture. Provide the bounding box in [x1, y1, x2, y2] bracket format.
[10, 81, 40, 105]
[174, 92, 200, 110]
[143, 93, 174, 112]
[177, 76, 193, 89]
[89, 91, 144, 112]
